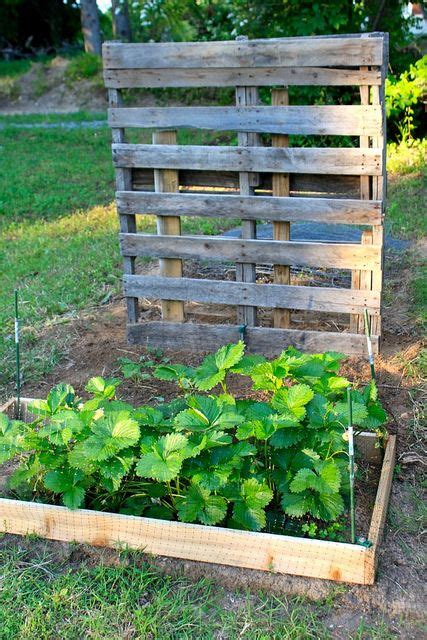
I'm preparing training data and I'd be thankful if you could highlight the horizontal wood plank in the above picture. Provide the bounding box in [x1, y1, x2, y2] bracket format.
[132, 169, 362, 197]
[127, 321, 379, 356]
[109, 105, 382, 137]
[113, 144, 382, 176]
[123, 275, 380, 314]
[120, 233, 382, 271]
[117, 191, 382, 225]
[104, 66, 382, 88]
[103, 37, 384, 70]
[0, 498, 368, 583]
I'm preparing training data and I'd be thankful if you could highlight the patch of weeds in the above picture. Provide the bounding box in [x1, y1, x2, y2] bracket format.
[0, 76, 19, 101]
[65, 52, 102, 83]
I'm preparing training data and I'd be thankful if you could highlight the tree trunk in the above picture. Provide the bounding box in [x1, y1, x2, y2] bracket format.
[112, 0, 132, 41]
[80, 0, 102, 55]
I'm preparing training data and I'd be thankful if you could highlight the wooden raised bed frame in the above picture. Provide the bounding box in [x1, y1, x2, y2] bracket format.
[0, 398, 395, 584]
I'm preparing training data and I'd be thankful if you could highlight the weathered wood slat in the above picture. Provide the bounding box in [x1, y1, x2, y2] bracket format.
[113, 144, 382, 176]
[120, 233, 382, 271]
[131, 170, 361, 197]
[152, 130, 184, 322]
[123, 275, 381, 315]
[109, 88, 139, 324]
[103, 66, 382, 89]
[271, 87, 291, 328]
[103, 37, 384, 70]
[117, 191, 381, 225]
[108, 105, 382, 136]
[127, 321, 379, 356]
[235, 70, 258, 326]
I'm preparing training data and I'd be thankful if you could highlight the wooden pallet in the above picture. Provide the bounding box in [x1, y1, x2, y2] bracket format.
[0, 398, 395, 584]
[104, 33, 388, 356]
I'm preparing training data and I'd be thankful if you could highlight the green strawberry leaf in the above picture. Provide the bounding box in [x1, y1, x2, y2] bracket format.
[232, 479, 273, 531]
[214, 341, 245, 370]
[177, 483, 227, 526]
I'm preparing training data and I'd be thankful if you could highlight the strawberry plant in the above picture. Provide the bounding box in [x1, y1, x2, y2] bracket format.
[0, 342, 388, 541]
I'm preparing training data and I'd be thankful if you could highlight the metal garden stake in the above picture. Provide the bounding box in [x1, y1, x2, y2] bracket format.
[14, 289, 21, 419]
[347, 386, 356, 544]
[364, 308, 376, 381]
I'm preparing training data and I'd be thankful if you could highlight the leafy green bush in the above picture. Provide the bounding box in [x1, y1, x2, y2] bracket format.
[386, 56, 427, 142]
[0, 343, 388, 539]
[65, 53, 102, 82]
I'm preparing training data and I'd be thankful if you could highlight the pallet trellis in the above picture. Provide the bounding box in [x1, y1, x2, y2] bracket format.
[103, 33, 388, 356]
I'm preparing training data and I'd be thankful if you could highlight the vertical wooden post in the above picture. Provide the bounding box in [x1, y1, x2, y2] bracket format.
[350, 69, 371, 334]
[153, 130, 184, 322]
[235, 35, 259, 326]
[271, 88, 291, 328]
[108, 87, 139, 324]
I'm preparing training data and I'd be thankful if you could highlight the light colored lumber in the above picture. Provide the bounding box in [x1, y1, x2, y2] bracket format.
[102, 37, 384, 70]
[0, 497, 369, 583]
[108, 105, 382, 136]
[152, 130, 184, 322]
[103, 66, 382, 89]
[112, 144, 383, 176]
[123, 275, 380, 315]
[131, 169, 362, 197]
[116, 191, 382, 225]
[108, 88, 138, 324]
[119, 233, 382, 271]
[127, 321, 379, 356]
[365, 435, 396, 583]
[272, 88, 291, 328]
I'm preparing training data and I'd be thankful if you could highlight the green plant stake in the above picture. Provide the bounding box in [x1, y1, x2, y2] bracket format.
[14, 289, 21, 419]
[363, 308, 376, 381]
[347, 386, 356, 544]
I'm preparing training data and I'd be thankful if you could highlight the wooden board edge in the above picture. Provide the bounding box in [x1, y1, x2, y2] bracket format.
[364, 434, 396, 584]
[127, 321, 379, 357]
[0, 497, 368, 584]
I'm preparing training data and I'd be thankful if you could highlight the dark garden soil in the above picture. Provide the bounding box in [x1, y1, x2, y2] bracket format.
[2, 253, 426, 629]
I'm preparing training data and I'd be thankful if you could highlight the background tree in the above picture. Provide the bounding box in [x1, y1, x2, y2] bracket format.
[111, 0, 132, 41]
[79, 0, 102, 55]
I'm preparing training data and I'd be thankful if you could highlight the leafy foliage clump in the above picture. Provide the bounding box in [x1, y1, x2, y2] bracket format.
[0, 343, 388, 539]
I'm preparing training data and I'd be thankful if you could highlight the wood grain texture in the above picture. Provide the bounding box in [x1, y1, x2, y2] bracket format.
[271, 88, 291, 328]
[113, 144, 382, 176]
[127, 321, 379, 356]
[103, 36, 384, 69]
[235, 72, 258, 326]
[116, 191, 381, 224]
[108, 105, 382, 136]
[123, 275, 380, 315]
[108, 88, 139, 324]
[119, 233, 382, 271]
[0, 497, 369, 583]
[131, 170, 361, 197]
[103, 66, 382, 88]
[365, 435, 396, 583]
[152, 130, 184, 322]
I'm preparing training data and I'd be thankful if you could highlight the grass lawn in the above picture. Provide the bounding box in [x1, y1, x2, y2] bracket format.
[0, 540, 404, 640]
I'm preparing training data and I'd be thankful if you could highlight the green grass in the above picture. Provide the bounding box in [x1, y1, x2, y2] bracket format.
[0, 543, 402, 640]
